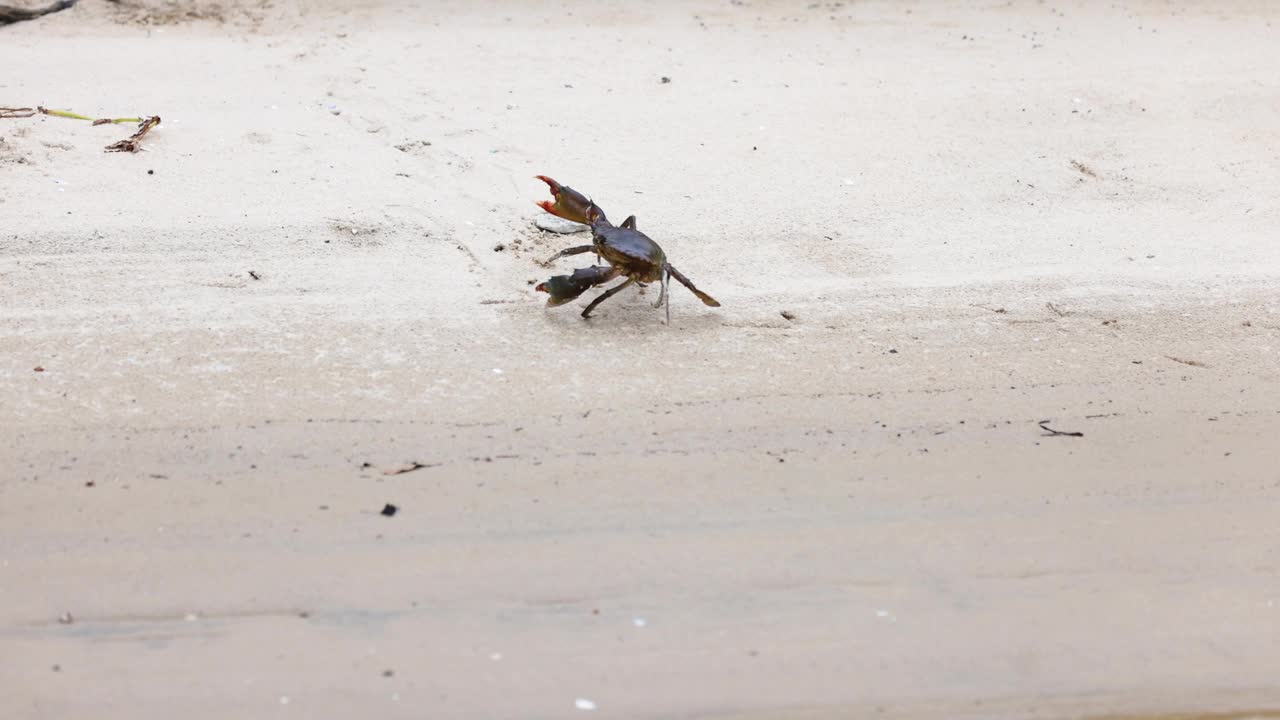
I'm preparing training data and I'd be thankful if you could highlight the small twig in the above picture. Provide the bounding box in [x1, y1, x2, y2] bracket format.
[971, 303, 1008, 314]
[382, 461, 433, 476]
[104, 115, 161, 153]
[1038, 421, 1083, 437]
[1070, 159, 1099, 178]
[0, 107, 38, 118]
[1045, 301, 1068, 317]
[1164, 355, 1208, 368]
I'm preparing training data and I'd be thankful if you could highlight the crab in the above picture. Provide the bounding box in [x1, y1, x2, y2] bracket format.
[533, 175, 720, 322]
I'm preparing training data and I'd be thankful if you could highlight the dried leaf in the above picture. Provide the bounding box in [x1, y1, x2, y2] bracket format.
[105, 115, 160, 153]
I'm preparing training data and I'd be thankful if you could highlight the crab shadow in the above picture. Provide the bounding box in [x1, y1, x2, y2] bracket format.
[535, 291, 726, 335]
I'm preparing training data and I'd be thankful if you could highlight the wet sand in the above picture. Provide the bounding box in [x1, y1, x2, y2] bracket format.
[2, 2, 1279, 718]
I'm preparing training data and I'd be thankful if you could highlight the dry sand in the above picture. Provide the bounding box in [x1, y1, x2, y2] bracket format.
[2, 1, 1279, 718]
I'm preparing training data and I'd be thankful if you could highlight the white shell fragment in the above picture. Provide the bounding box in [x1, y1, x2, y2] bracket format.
[575, 698, 597, 711]
[534, 215, 589, 234]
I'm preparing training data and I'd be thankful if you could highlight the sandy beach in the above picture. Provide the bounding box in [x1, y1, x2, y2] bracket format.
[2, 1, 1279, 718]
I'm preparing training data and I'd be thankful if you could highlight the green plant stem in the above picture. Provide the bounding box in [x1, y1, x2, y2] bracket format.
[39, 107, 143, 124]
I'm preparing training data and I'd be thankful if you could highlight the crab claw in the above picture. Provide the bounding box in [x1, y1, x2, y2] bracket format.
[535, 265, 619, 307]
[534, 275, 584, 307]
[535, 175, 604, 226]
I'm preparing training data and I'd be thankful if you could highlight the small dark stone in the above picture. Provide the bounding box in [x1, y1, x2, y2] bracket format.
[382, 669, 395, 677]
[888, 348, 898, 354]
[380, 503, 398, 517]
[147, 170, 154, 175]
[660, 76, 671, 84]
[493, 243, 505, 252]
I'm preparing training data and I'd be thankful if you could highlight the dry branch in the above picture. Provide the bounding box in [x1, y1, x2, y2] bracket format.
[105, 115, 161, 153]
[2, 105, 161, 152]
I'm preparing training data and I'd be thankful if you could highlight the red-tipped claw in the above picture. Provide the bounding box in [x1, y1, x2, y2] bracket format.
[534, 175, 604, 226]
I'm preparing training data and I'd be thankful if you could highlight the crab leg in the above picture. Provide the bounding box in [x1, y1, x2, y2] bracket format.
[652, 267, 672, 324]
[665, 264, 720, 307]
[0, 0, 74, 26]
[580, 278, 636, 319]
[541, 244, 595, 267]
